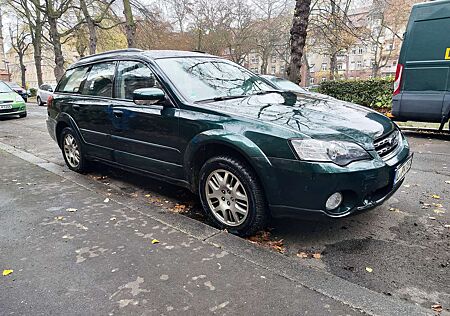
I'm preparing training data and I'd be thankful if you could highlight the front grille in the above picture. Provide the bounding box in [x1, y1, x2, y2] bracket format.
[374, 130, 400, 159]
[0, 108, 16, 114]
[0, 100, 13, 104]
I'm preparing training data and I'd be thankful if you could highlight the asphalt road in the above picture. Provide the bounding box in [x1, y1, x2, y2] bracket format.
[1, 103, 449, 313]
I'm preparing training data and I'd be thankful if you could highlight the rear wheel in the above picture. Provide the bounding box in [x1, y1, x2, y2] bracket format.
[37, 96, 43, 106]
[60, 127, 88, 173]
[199, 155, 268, 236]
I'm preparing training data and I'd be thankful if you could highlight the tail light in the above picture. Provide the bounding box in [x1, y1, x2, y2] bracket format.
[47, 95, 53, 108]
[393, 63, 404, 96]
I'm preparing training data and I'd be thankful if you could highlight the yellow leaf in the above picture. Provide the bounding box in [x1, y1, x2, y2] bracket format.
[433, 209, 445, 214]
[365, 267, 373, 273]
[312, 253, 321, 259]
[66, 208, 77, 212]
[151, 239, 159, 244]
[2, 269, 13, 276]
[145, 194, 151, 197]
[297, 252, 308, 258]
[55, 216, 64, 220]
[389, 207, 399, 212]
[432, 195, 441, 199]
[432, 203, 443, 208]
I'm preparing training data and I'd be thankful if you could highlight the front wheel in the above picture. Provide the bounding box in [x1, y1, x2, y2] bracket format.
[198, 155, 268, 236]
[19, 112, 27, 118]
[60, 127, 89, 173]
[37, 96, 43, 106]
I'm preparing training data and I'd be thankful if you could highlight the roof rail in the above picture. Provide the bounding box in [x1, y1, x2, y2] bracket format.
[79, 48, 143, 60]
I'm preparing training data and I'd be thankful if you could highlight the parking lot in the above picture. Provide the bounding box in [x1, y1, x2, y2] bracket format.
[1, 103, 449, 313]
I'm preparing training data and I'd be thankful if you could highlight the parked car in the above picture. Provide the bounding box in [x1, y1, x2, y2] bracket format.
[5, 82, 28, 102]
[47, 49, 412, 236]
[392, 0, 450, 131]
[37, 84, 56, 106]
[0, 81, 27, 118]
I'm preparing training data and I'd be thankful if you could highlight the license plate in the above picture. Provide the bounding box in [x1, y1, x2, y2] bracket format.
[394, 155, 413, 184]
[0, 104, 12, 110]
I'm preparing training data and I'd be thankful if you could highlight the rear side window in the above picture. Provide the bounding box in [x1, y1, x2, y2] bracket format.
[57, 66, 89, 93]
[81, 62, 116, 97]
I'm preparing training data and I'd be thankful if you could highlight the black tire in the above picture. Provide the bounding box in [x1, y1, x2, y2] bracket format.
[198, 155, 268, 236]
[37, 96, 43, 106]
[60, 127, 89, 173]
[19, 112, 27, 118]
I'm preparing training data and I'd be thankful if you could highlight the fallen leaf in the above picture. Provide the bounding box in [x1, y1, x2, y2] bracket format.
[297, 252, 308, 258]
[433, 203, 443, 208]
[171, 204, 187, 213]
[432, 194, 441, 199]
[2, 269, 13, 276]
[433, 209, 445, 214]
[431, 304, 442, 313]
[103, 198, 110, 203]
[312, 253, 321, 259]
[428, 217, 436, 220]
[151, 239, 159, 244]
[145, 194, 151, 197]
[66, 208, 77, 212]
[365, 267, 373, 273]
[444, 224, 450, 228]
[389, 207, 400, 212]
[55, 216, 64, 220]
[445, 181, 450, 184]
[403, 184, 410, 188]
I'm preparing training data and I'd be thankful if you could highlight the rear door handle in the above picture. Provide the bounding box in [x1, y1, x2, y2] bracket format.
[113, 109, 123, 118]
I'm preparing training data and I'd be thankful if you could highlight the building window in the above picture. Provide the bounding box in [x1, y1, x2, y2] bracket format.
[271, 55, 277, 63]
[357, 61, 362, 68]
[271, 65, 276, 74]
[358, 47, 363, 55]
[392, 60, 397, 66]
[321, 63, 327, 71]
[351, 61, 355, 70]
[337, 63, 343, 70]
[280, 65, 285, 73]
[309, 77, 315, 85]
[321, 77, 327, 82]
[351, 48, 357, 55]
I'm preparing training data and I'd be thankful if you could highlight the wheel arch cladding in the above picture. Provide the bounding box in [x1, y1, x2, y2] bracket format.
[184, 130, 274, 194]
[55, 113, 83, 148]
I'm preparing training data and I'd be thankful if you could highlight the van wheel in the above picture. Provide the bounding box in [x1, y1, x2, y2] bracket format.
[198, 155, 268, 236]
[60, 127, 88, 173]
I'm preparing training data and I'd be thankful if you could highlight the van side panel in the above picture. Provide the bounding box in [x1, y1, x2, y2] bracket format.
[393, 1, 450, 122]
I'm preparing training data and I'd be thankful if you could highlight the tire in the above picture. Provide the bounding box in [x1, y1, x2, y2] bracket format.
[37, 96, 43, 106]
[19, 112, 27, 118]
[60, 127, 89, 173]
[198, 155, 268, 236]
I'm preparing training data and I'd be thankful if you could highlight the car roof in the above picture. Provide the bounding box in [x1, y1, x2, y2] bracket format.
[70, 49, 216, 69]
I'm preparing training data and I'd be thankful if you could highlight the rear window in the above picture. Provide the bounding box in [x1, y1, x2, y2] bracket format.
[57, 66, 89, 93]
[81, 62, 115, 97]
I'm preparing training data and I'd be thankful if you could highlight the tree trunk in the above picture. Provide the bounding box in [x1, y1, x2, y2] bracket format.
[19, 54, 26, 88]
[288, 0, 312, 84]
[260, 51, 269, 74]
[33, 10, 43, 86]
[123, 0, 136, 48]
[329, 52, 337, 80]
[80, 0, 97, 55]
[48, 16, 65, 81]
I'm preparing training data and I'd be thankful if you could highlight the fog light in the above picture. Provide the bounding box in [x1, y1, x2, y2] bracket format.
[326, 192, 343, 210]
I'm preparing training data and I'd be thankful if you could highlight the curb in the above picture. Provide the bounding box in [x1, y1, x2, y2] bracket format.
[0, 141, 432, 316]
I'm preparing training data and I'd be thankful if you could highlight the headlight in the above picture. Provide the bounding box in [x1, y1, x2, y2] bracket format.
[290, 139, 371, 166]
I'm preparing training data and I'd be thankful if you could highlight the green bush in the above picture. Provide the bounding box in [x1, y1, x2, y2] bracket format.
[28, 88, 37, 97]
[318, 78, 394, 110]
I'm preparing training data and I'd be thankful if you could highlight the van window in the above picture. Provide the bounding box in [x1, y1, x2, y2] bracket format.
[114, 61, 162, 100]
[81, 62, 116, 97]
[57, 66, 89, 93]
[406, 18, 450, 62]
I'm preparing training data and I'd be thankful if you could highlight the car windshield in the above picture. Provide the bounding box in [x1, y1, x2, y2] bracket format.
[0, 81, 13, 93]
[155, 57, 274, 103]
[270, 77, 305, 93]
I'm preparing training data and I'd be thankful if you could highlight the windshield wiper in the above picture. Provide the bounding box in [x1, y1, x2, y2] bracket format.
[194, 95, 248, 103]
[251, 90, 284, 95]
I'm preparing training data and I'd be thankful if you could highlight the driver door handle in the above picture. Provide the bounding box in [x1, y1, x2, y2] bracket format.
[113, 109, 123, 118]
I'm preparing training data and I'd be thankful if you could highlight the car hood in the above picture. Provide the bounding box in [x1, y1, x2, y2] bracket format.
[0, 92, 19, 102]
[198, 92, 395, 150]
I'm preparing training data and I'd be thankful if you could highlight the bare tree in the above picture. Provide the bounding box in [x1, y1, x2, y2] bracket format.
[9, 0, 45, 86]
[9, 21, 31, 87]
[288, 0, 311, 83]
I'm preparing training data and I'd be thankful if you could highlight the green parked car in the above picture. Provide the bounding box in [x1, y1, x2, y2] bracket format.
[47, 50, 412, 236]
[392, 0, 450, 131]
[0, 81, 27, 118]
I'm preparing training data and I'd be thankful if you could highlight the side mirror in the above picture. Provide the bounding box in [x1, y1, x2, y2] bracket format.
[48, 88, 53, 92]
[133, 88, 165, 105]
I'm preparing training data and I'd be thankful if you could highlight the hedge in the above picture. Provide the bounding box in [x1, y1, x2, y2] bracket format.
[318, 78, 394, 110]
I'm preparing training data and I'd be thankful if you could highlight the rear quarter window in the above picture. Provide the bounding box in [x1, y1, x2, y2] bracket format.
[57, 66, 89, 93]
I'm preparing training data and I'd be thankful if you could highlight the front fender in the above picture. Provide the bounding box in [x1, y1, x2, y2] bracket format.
[184, 129, 277, 195]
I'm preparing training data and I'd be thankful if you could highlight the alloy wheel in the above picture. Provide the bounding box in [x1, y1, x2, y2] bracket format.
[205, 169, 249, 226]
[63, 134, 80, 168]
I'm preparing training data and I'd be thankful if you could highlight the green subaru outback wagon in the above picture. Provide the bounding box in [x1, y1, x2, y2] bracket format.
[47, 49, 412, 236]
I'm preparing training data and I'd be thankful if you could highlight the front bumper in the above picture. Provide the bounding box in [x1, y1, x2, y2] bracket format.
[0, 107, 26, 117]
[263, 137, 411, 220]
